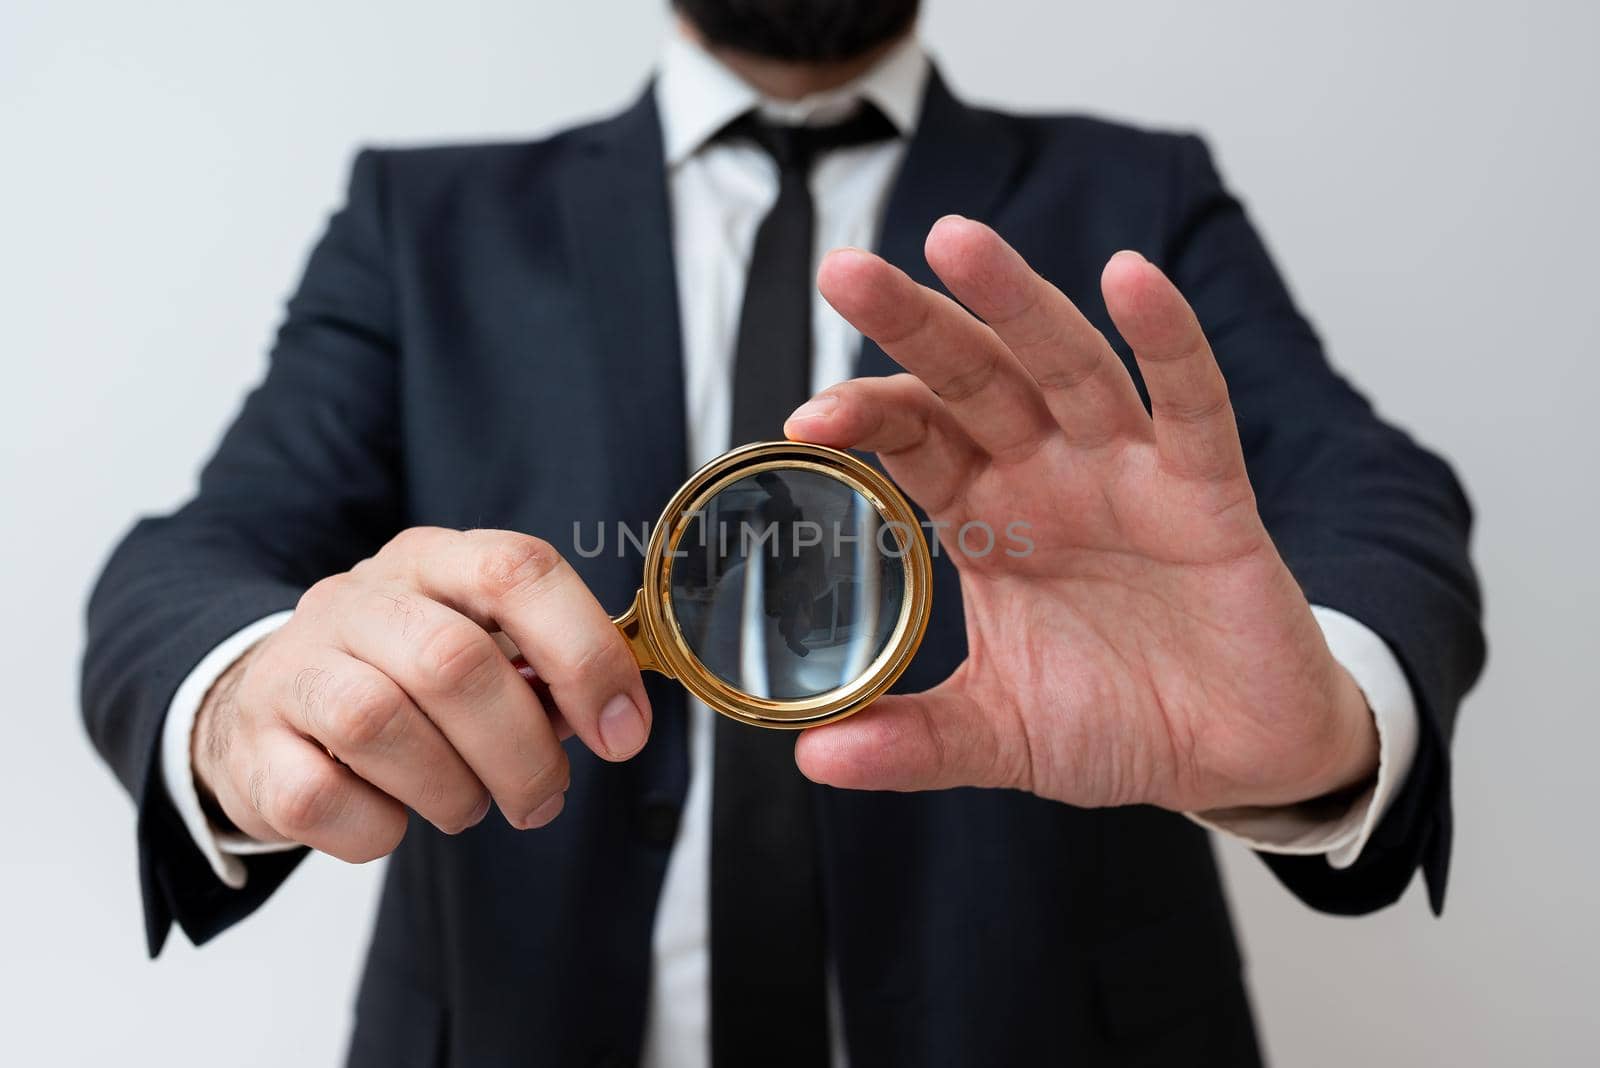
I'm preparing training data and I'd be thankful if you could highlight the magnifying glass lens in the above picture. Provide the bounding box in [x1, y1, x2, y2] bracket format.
[668, 468, 905, 701]
[610, 441, 929, 728]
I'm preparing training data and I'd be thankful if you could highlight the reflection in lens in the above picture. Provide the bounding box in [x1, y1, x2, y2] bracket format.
[668, 468, 905, 701]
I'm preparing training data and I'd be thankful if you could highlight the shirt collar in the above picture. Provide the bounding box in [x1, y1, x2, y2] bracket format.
[656, 25, 929, 168]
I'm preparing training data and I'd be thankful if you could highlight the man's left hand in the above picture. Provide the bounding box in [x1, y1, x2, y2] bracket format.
[785, 216, 1377, 813]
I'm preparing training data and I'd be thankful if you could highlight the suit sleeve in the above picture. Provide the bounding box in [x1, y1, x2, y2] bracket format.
[1158, 134, 1485, 915]
[81, 149, 406, 955]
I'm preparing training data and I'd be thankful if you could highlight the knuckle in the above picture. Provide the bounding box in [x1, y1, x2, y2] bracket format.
[245, 762, 271, 820]
[886, 371, 927, 398]
[271, 763, 346, 835]
[1033, 356, 1100, 394]
[510, 751, 570, 822]
[296, 574, 347, 615]
[986, 282, 1045, 333]
[474, 533, 563, 601]
[383, 525, 442, 557]
[292, 666, 336, 732]
[328, 674, 406, 751]
[416, 624, 500, 695]
[879, 297, 932, 348]
[560, 634, 634, 692]
[933, 350, 1001, 404]
[439, 787, 491, 835]
[1151, 391, 1231, 426]
[376, 526, 452, 571]
[376, 589, 424, 638]
[349, 806, 409, 862]
[375, 817, 409, 859]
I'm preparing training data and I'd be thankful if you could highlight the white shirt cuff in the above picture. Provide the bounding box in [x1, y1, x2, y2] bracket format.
[160, 610, 298, 890]
[1187, 605, 1419, 870]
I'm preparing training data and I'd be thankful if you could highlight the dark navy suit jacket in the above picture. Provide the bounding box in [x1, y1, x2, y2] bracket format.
[83, 72, 1484, 1067]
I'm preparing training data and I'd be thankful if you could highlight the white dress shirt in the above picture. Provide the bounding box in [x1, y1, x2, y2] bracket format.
[160, 26, 1421, 1068]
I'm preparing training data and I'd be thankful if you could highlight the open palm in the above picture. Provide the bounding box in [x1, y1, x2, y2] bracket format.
[788, 217, 1376, 814]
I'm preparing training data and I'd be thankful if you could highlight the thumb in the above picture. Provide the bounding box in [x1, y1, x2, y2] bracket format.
[794, 680, 1017, 793]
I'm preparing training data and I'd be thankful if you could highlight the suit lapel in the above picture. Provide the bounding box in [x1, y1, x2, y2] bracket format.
[558, 85, 689, 521]
[856, 68, 1026, 380]
[554, 86, 691, 847]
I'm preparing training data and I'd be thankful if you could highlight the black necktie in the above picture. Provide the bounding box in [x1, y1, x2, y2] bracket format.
[710, 105, 895, 1068]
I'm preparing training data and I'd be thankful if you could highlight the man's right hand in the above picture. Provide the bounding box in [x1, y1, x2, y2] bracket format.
[191, 528, 652, 863]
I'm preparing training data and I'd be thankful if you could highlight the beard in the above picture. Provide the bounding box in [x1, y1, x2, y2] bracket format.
[675, 0, 921, 61]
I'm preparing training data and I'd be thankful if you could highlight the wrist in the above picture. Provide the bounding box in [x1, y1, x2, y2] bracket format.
[191, 638, 264, 823]
[1293, 661, 1380, 805]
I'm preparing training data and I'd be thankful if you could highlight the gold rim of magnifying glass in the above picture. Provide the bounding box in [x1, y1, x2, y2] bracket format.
[614, 441, 932, 729]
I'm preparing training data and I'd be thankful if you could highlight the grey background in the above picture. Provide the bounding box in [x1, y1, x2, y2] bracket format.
[3, 1, 1595, 1064]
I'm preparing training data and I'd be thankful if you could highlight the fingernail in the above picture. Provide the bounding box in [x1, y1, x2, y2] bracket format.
[598, 694, 647, 758]
[1113, 248, 1147, 263]
[788, 395, 837, 424]
[522, 791, 565, 829]
[822, 246, 870, 268]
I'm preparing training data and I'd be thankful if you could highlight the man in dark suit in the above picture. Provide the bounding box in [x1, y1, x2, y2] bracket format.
[82, 1, 1484, 1064]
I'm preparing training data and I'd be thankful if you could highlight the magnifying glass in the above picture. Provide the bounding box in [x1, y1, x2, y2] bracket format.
[612, 440, 932, 730]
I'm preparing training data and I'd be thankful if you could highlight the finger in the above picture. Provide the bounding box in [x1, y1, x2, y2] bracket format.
[923, 216, 1148, 446]
[492, 633, 576, 741]
[276, 648, 492, 836]
[786, 373, 985, 516]
[1101, 250, 1246, 482]
[239, 729, 409, 863]
[378, 528, 651, 763]
[322, 579, 571, 830]
[794, 683, 1021, 794]
[207, 746, 290, 846]
[510, 655, 575, 742]
[816, 247, 1057, 461]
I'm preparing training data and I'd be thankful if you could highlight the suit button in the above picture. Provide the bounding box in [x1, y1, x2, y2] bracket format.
[636, 797, 680, 846]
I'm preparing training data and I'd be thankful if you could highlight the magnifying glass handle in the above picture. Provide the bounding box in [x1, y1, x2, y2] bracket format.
[613, 587, 670, 677]
[501, 587, 669, 741]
